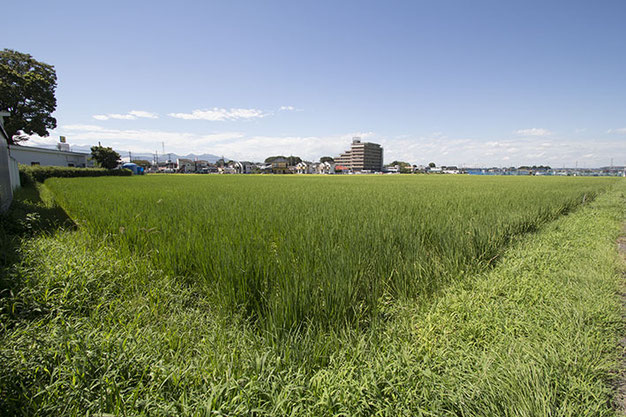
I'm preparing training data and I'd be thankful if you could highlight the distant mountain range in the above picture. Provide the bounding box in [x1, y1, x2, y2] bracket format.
[45, 144, 226, 164]
[119, 151, 225, 164]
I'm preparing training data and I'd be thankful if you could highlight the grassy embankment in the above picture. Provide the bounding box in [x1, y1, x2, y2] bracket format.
[0, 176, 624, 415]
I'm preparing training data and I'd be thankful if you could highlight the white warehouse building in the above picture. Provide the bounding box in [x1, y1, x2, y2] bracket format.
[9, 144, 90, 167]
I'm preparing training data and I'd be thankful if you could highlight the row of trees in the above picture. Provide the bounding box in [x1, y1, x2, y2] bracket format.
[264, 156, 335, 165]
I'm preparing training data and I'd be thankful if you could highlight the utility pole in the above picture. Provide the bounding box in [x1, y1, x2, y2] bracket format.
[129, 151, 132, 162]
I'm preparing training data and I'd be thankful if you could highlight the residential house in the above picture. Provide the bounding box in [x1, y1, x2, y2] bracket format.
[316, 161, 335, 174]
[232, 161, 256, 174]
[177, 158, 195, 173]
[194, 160, 210, 172]
[219, 166, 237, 174]
[271, 157, 290, 174]
[296, 161, 314, 174]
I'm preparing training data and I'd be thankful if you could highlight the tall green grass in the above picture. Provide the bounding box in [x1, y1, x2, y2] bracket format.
[1, 178, 624, 415]
[45, 175, 617, 332]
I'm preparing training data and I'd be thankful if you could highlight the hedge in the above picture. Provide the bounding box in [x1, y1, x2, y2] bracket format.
[19, 165, 132, 184]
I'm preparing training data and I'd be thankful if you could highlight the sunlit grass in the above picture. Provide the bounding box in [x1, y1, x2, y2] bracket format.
[1, 177, 623, 415]
[45, 175, 617, 332]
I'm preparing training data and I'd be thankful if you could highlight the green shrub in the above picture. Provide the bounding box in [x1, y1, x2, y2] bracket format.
[19, 165, 132, 183]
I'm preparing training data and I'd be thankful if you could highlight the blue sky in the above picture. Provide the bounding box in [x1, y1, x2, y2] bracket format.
[3, 0, 626, 166]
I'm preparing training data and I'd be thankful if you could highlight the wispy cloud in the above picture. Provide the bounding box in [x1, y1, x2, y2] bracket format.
[128, 110, 158, 119]
[168, 108, 268, 121]
[279, 106, 295, 111]
[607, 128, 626, 134]
[514, 128, 552, 137]
[379, 135, 624, 168]
[93, 110, 158, 121]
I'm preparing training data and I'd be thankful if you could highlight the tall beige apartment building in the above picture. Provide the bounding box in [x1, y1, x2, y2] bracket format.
[335, 137, 383, 172]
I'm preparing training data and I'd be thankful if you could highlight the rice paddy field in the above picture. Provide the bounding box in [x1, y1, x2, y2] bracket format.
[44, 175, 619, 331]
[1, 174, 625, 416]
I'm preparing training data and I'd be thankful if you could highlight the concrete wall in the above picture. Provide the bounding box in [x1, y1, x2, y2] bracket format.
[9, 145, 89, 167]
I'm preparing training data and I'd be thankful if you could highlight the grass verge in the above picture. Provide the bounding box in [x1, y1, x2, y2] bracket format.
[0, 180, 624, 416]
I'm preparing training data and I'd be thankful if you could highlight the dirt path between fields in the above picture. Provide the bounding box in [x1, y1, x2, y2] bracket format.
[617, 226, 626, 414]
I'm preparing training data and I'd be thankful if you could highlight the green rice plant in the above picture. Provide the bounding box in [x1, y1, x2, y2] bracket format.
[44, 175, 618, 333]
[0, 178, 624, 415]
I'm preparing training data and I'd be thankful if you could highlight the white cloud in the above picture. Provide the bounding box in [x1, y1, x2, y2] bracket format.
[23, 126, 625, 168]
[92, 110, 158, 121]
[25, 125, 372, 162]
[607, 128, 626, 134]
[279, 106, 295, 111]
[380, 135, 624, 168]
[128, 110, 158, 119]
[168, 108, 268, 121]
[515, 128, 552, 137]
[216, 132, 373, 161]
[28, 125, 243, 154]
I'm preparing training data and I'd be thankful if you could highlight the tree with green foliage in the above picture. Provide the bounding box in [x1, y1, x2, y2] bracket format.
[0, 49, 57, 144]
[320, 156, 334, 163]
[264, 156, 286, 164]
[286, 156, 301, 166]
[385, 160, 413, 174]
[428, 162, 436, 168]
[389, 160, 411, 167]
[263, 156, 302, 166]
[91, 145, 121, 169]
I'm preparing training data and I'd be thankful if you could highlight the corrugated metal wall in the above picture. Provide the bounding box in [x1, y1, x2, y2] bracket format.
[0, 136, 13, 212]
[8, 155, 20, 191]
